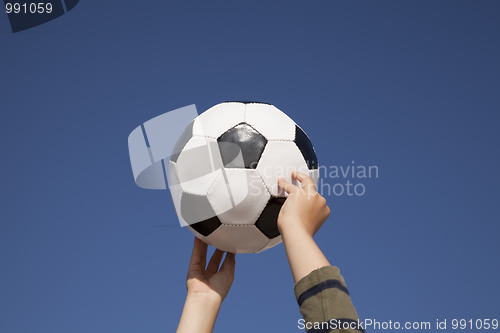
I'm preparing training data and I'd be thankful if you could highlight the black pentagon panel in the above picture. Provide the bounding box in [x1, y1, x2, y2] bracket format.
[180, 192, 221, 236]
[255, 197, 286, 239]
[190, 216, 222, 237]
[224, 101, 270, 105]
[217, 123, 267, 169]
[170, 120, 194, 162]
[294, 125, 318, 169]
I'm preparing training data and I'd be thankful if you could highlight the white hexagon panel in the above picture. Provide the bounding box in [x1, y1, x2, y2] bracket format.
[205, 225, 269, 253]
[256, 141, 310, 197]
[176, 136, 223, 196]
[192, 102, 245, 138]
[244, 103, 296, 141]
[207, 169, 270, 225]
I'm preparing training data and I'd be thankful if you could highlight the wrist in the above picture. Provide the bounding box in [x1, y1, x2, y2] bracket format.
[186, 290, 222, 306]
[177, 292, 221, 333]
[279, 225, 330, 284]
[278, 218, 313, 239]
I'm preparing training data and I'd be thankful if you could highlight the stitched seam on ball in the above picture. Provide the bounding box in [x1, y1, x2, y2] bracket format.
[194, 111, 246, 138]
[254, 223, 271, 238]
[251, 198, 268, 226]
[216, 171, 268, 226]
[251, 170, 279, 220]
[219, 192, 268, 227]
[217, 208, 259, 226]
[180, 191, 209, 197]
[220, 223, 259, 227]
[245, 123, 266, 138]
[255, 240, 270, 253]
[173, 162, 186, 224]
[206, 169, 223, 196]
[254, 146, 277, 196]
[210, 224, 223, 235]
[254, 169, 272, 197]
[218, 123, 241, 138]
[193, 134, 218, 139]
[247, 175, 274, 233]
[296, 124, 311, 139]
[219, 222, 257, 226]
[179, 172, 220, 198]
[188, 224, 219, 239]
[261, 142, 310, 175]
[215, 116, 247, 139]
[207, 170, 229, 218]
[171, 160, 180, 189]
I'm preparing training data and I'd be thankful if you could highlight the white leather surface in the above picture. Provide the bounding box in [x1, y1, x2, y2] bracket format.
[206, 171, 232, 216]
[244, 103, 296, 141]
[208, 169, 270, 225]
[192, 102, 245, 138]
[166, 160, 187, 226]
[309, 168, 320, 189]
[207, 224, 269, 253]
[256, 235, 283, 253]
[256, 141, 309, 196]
[179, 171, 221, 196]
[177, 136, 222, 195]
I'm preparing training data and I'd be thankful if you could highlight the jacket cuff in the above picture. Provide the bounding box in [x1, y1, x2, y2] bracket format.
[294, 265, 347, 301]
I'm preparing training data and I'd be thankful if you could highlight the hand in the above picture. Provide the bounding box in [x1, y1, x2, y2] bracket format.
[177, 238, 235, 333]
[186, 237, 236, 303]
[277, 171, 330, 237]
[277, 171, 331, 283]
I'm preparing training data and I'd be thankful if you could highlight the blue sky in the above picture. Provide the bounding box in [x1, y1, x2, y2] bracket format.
[0, 1, 499, 332]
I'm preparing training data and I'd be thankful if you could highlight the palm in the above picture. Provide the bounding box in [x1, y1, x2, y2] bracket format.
[186, 238, 235, 302]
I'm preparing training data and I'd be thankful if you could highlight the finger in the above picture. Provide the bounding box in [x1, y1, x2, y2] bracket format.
[189, 237, 207, 269]
[278, 177, 298, 194]
[206, 249, 224, 276]
[292, 171, 316, 192]
[219, 252, 236, 278]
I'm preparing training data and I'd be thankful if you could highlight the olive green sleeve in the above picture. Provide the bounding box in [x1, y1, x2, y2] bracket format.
[294, 266, 364, 333]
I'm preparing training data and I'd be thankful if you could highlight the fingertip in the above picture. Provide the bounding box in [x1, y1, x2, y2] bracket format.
[212, 248, 221, 254]
[277, 177, 286, 188]
[197, 238, 208, 251]
[220, 252, 236, 273]
[226, 252, 236, 265]
[293, 170, 305, 179]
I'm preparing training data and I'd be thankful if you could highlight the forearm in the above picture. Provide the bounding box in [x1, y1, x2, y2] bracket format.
[176, 292, 222, 333]
[280, 221, 330, 283]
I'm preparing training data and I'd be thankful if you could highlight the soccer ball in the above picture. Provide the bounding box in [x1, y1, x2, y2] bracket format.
[167, 101, 319, 253]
